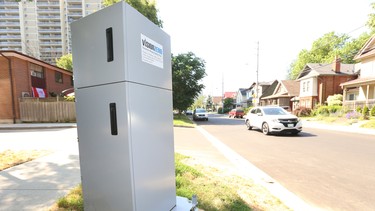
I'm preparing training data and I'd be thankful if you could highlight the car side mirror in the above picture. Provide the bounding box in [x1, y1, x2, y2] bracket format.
[257, 113, 262, 116]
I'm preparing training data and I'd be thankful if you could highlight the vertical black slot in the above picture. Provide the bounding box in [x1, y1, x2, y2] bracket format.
[109, 103, 118, 135]
[106, 27, 114, 62]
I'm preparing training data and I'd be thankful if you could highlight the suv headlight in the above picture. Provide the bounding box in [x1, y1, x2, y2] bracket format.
[271, 119, 280, 123]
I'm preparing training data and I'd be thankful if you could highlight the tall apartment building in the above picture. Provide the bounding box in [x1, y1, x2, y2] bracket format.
[0, 0, 102, 64]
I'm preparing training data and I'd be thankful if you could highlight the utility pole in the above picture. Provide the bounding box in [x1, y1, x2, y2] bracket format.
[256, 41, 259, 107]
[221, 72, 224, 113]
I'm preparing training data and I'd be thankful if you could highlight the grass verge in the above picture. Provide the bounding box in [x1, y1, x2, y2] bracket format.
[173, 114, 195, 127]
[52, 153, 290, 211]
[360, 119, 375, 129]
[0, 150, 50, 171]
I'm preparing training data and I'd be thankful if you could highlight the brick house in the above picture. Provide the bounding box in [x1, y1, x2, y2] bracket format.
[296, 58, 358, 109]
[0, 50, 73, 123]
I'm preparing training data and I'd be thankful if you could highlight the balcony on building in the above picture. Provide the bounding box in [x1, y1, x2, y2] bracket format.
[37, 9, 61, 14]
[40, 41, 62, 46]
[0, 35, 21, 40]
[36, 1, 60, 6]
[68, 12, 82, 17]
[0, 15, 20, 20]
[0, 9, 19, 14]
[0, 41, 21, 47]
[37, 15, 60, 20]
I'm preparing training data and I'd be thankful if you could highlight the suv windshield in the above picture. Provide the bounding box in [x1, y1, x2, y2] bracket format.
[262, 107, 288, 115]
[196, 109, 206, 113]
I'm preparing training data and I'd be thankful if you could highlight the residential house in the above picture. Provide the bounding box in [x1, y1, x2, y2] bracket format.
[340, 35, 375, 110]
[0, 50, 73, 123]
[212, 96, 223, 111]
[235, 88, 247, 108]
[261, 80, 300, 111]
[223, 91, 236, 109]
[246, 81, 276, 107]
[296, 58, 357, 109]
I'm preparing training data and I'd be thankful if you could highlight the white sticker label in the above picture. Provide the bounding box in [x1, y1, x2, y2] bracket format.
[141, 34, 163, 69]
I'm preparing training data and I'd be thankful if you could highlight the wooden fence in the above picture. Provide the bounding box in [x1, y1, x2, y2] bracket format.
[19, 97, 76, 123]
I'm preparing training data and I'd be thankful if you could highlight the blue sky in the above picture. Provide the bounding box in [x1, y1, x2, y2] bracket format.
[157, 0, 373, 96]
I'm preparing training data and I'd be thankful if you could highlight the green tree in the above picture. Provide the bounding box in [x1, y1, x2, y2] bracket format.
[288, 31, 370, 79]
[206, 95, 213, 111]
[56, 54, 73, 71]
[288, 32, 349, 79]
[192, 95, 206, 110]
[172, 52, 206, 113]
[103, 0, 163, 27]
[223, 98, 233, 112]
[367, 2, 375, 32]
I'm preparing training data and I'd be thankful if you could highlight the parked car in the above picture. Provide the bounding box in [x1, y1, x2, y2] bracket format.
[185, 110, 193, 115]
[245, 106, 302, 135]
[228, 108, 244, 118]
[193, 108, 208, 121]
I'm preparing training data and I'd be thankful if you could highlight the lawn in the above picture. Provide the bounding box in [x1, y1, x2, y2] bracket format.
[51, 153, 290, 211]
[0, 150, 50, 171]
[173, 114, 195, 127]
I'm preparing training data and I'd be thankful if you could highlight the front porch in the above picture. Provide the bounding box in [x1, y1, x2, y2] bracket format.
[342, 99, 375, 110]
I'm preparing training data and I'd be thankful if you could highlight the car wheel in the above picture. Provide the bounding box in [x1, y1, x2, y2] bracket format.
[246, 120, 252, 130]
[262, 123, 270, 135]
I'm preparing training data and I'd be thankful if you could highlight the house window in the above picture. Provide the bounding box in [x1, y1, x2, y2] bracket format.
[348, 94, 355, 101]
[55, 71, 63, 83]
[30, 63, 44, 78]
[302, 82, 306, 92]
[306, 81, 310, 92]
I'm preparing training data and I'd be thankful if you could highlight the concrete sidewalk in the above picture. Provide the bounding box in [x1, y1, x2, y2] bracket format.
[0, 123, 76, 130]
[302, 120, 375, 136]
[0, 127, 79, 211]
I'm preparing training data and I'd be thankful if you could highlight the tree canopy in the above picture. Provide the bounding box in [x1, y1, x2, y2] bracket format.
[56, 54, 73, 71]
[288, 2, 375, 80]
[288, 32, 370, 79]
[103, 0, 162, 27]
[172, 52, 206, 112]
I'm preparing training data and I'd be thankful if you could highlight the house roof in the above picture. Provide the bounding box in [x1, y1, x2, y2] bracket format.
[281, 80, 300, 96]
[340, 77, 375, 87]
[262, 80, 300, 99]
[354, 34, 375, 61]
[224, 92, 236, 99]
[237, 88, 247, 96]
[247, 81, 274, 89]
[260, 80, 278, 98]
[296, 63, 356, 81]
[0, 50, 72, 75]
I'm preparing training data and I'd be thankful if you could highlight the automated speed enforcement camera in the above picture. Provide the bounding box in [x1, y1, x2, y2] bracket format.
[71, 2, 187, 210]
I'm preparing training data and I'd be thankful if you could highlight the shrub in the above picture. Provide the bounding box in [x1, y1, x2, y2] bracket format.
[327, 94, 343, 106]
[314, 106, 330, 116]
[293, 107, 312, 117]
[362, 106, 369, 120]
[370, 106, 375, 117]
[327, 105, 342, 115]
[356, 106, 362, 114]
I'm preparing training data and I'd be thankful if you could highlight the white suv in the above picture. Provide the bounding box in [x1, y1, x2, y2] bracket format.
[193, 108, 208, 121]
[245, 106, 302, 135]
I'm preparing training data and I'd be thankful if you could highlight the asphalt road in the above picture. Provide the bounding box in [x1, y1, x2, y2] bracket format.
[195, 114, 375, 211]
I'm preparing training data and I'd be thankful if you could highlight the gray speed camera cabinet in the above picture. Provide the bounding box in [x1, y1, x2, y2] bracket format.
[72, 2, 176, 210]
